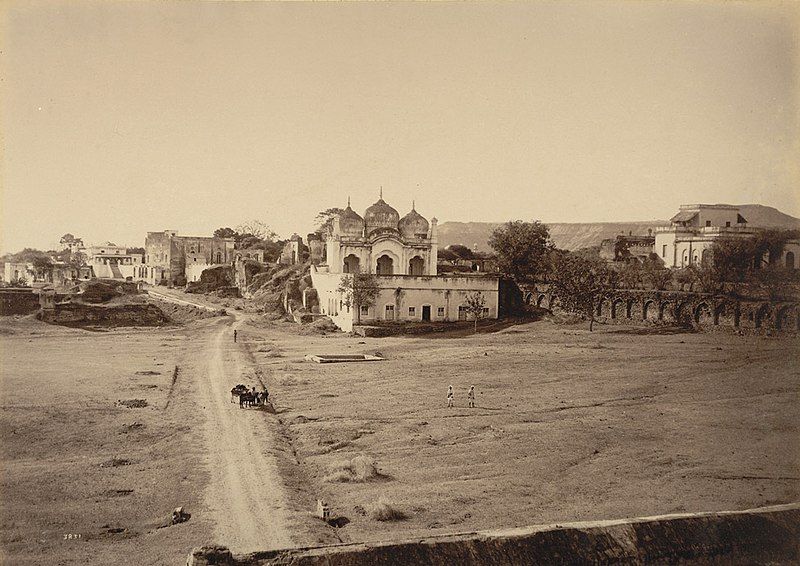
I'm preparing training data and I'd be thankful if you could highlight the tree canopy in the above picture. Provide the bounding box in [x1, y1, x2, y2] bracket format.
[337, 271, 380, 325]
[548, 252, 609, 331]
[314, 208, 344, 236]
[488, 220, 552, 282]
[464, 291, 487, 332]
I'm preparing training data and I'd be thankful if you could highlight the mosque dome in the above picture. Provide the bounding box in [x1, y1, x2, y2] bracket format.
[364, 197, 400, 235]
[337, 204, 364, 238]
[398, 206, 429, 239]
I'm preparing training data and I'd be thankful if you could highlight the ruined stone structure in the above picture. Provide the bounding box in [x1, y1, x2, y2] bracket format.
[279, 234, 305, 265]
[599, 232, 655, 263]
[306, 232, 325, 265]
[311, 194, 499, 331]
[143, 230, 235, 286]
[526, 284, 799, 334]
[655, 204, 800, 269]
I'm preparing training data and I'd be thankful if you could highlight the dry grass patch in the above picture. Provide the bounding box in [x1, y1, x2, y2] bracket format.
[366, 496, 408, 522]
[323, 455, 381, 483]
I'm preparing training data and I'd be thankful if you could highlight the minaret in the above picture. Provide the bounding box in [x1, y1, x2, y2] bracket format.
[429, 217, 438, 276]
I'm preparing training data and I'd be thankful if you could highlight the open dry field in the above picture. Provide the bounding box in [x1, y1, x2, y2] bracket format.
[1, 297, 798, 563]
[0, 313, 331, 565]
[242, 317, 800, 544]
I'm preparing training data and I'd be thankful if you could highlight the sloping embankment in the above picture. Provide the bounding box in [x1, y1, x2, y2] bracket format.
[187, 503, 799, 565]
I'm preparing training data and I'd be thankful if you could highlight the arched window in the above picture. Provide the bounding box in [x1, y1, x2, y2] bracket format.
[408, 256, 425, 276]
[376, 254, 394, 275]
[787, 251, 796, 270]
[217, 252, 222, 263]
[343, 254, 360, 274]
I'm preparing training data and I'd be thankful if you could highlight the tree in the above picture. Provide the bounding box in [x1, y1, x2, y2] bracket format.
[613, 237, 631, 261]
[618, 261, 643, 289]
[642, 258, 672, 290]
[710, 237, 757, 284]
[447, 244, 474, 260]
[709, 229, 798, 284]
[688, 264, 723, 295]
[236, 220, 277, 242]
[548, 253, 609, 331]
[337, 271, 380, 325]
[752, 264, 797, 301]
[65, 250, 88, 279]
[488, 220, 552, 283]
[214, 227, 238, 239]
[127, 247, 145, 255]
[437, 248, 459, 264]
[464, 292, 487, 333]
[315, 208, 344, 236]
[31, 255, 54, 281]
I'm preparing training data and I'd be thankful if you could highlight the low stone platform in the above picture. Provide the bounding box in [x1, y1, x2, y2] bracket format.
[187, 503, 800, 565]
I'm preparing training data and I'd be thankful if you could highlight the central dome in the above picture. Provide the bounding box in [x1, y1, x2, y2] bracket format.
[364, 198, 400, 235]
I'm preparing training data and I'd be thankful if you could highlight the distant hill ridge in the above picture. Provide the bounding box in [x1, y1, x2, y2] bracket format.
[437, 204, 800, 252]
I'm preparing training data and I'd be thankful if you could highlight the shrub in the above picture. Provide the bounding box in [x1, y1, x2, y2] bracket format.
[366, 496, 407, 521]
[323, 455, 379, 483]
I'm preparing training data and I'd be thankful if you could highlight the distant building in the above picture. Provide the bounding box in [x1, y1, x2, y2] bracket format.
[59, 234, 84, 254]
[599, 231, 655, 263]
[3, 261, 89, 286]
[144, 231, 235, 285]
[280, 234, 305, 265]
[235, 248, 266, 263]
[84, 242, 143, 279]
[311, 195, 500, 331]
[655, 204, 799, 269]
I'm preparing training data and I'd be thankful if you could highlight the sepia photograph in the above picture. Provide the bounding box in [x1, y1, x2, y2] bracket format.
[1, 1, 798, 564]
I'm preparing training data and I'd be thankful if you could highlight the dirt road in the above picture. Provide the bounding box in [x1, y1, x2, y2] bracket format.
[195, 314, 294, 552]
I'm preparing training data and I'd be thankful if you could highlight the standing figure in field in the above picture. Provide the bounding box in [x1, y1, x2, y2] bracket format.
[447, 385, 454, 408]
[467, 385, 475, 408]
[233, 329, 237, 343]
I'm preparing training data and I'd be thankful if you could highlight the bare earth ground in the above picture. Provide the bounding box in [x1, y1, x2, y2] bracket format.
[0, 312, 331, 565]
[1, 294, 799, 562]
[241, 316, 800, 543]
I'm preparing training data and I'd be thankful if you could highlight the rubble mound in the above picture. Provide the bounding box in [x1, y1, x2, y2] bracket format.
[247, 262, 310, 313]
[78, 280, 123, 303]
[185, 266, 236, 294]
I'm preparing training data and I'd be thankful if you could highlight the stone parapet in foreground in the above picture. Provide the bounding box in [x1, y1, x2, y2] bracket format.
[188, 503, 800, 565]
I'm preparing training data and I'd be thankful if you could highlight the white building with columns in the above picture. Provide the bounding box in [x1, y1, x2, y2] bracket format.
[311, 194, 500, 332]
[655, 204, 799, 269]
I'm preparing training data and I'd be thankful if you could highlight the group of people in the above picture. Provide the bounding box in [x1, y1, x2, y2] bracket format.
[447, 385, 476, 408]
[232, 384, 270, 408]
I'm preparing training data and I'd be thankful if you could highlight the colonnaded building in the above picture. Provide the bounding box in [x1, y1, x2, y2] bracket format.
[655, 204, 800, 269]
[311, 194, 500, 332]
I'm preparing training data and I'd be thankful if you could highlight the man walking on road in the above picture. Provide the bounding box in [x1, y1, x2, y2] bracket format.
[467, 385, 476, 408]
[447, 385, 454, 408]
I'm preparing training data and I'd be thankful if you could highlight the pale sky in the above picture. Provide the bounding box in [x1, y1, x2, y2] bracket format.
[1, 0, 798, 252]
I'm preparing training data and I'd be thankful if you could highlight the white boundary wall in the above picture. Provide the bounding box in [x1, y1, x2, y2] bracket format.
[311, 266, 499, 332]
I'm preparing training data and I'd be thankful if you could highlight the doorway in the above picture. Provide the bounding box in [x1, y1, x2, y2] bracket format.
[422, 305, 431, 322]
